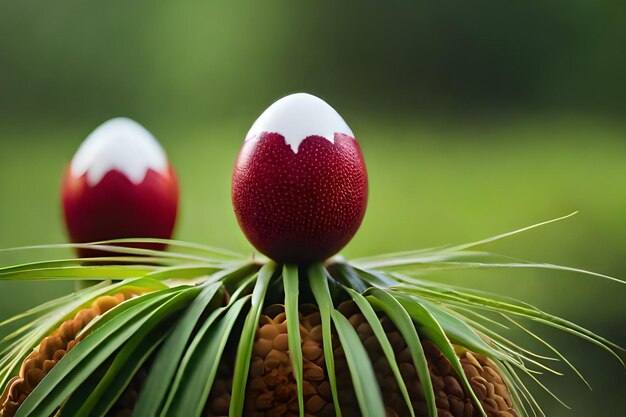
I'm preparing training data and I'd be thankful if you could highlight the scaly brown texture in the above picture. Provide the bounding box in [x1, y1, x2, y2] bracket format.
[0, 293, 132, 417]
[207, 301, 517, 417]
[245, 304, 333, 417]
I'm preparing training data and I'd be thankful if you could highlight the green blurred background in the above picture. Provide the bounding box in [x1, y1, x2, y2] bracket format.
[0, 1, 624, 415]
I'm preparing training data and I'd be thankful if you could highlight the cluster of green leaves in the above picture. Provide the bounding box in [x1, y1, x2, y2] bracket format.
[0, 215, 622, 417]
[349, 213, 624, 416]
[0, 239, 252, 417]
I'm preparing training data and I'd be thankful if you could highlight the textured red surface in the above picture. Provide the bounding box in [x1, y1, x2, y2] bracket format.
[62, 166, 178, 257]
[232, 132, 368, 262]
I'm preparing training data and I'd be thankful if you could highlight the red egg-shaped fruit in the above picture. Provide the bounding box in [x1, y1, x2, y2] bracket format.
[232, 93, 368, 263]
[62, 117, 179, 257]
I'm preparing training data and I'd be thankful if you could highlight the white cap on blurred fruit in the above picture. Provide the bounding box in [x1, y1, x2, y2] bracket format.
[71, 117, 168, 186]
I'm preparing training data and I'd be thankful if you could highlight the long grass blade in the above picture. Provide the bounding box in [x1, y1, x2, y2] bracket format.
[283, 264, 304, 417]
[0, 265, 156, 281]
[518, 363, 570, 410]
[58, 359, 111, 416]
[406, 295, 506, 361]
[164, 296, 250, 417]
[159, 304, 227, 415]
[343, 286, 415, 417]
[0, 242, 225, 263]
[348, 266, 399, 287]
[396, 261, 624, 285]
[133, 282, 224, 417]
[87, 238, 244, 259]
[0, 281, 110, 333]
[353, 251, 491, 270]
[451, 212, 578, 252]
[230, 263, 275, 417]
[330, 309, 386, 417]
[405, 287, 625, 365]
[503, 315, 591, 389]
[78, 286, 190, 338]
[308, 264, 342, 417]
[355, 212, 578, 268]
[364, 288, 437, 417]
[445, 309, 555, 364]
[503, 362, 545, 417]
[0, 259, 162, 276]
[96, 341, 163, 417]
[326, 260, 367, 293]
[388, 290, 487, 417]
[393, 275, 624, 354]
[449, 305, 510, 330]
[143, 265, 222, 281]
[497, 361, 532, 417]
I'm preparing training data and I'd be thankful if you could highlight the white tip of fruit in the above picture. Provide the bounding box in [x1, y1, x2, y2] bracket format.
[71, 117, 169, 186]
[245, 93, 354, 153]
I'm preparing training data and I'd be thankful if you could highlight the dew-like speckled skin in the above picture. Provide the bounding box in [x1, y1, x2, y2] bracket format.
[62, 166, 178, 258]
[232, 132, 368, 263]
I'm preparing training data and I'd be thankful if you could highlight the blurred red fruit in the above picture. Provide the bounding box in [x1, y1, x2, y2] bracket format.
[62, 118, 178, 258]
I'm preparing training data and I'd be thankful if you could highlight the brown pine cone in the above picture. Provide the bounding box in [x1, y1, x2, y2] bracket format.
[244, 304, 334, 417]
[207, 301, 517, 417]
[0, 293, 132, 417]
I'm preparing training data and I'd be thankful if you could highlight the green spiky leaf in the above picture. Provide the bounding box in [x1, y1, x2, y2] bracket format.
[283, 264, 305, 417]
[343, 286, 415, 417]
[133, 282, 225, 416]
[230, 262, 275, 417]
[390, 290, 488, 417]
[330, 309, 386, 417]
[163, 296, 249, 417]
[364, 288, 438, 417]
[308, 263, 342, 417]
